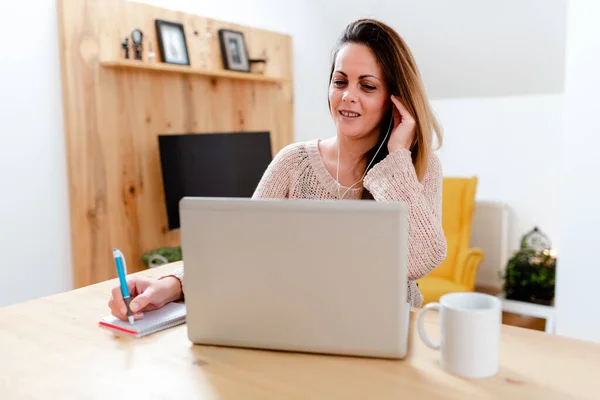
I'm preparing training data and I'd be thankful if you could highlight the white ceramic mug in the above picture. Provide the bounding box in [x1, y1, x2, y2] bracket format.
[417, 292, 502, 378]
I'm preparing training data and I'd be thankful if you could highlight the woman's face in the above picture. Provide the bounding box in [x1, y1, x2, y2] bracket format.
[329, 43, 389, 141]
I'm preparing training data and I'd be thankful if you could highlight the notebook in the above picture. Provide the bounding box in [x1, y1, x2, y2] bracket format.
[98, 301, 187, 337]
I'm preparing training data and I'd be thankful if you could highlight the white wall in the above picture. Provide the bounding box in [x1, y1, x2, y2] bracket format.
[0, 0, 72, 306]
[319, 0, 567, 99]
[432, 94, 563, 252]
[555, 1, 600, 343]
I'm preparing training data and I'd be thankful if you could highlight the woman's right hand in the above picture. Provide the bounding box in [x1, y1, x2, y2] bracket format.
[108, 275, 182, 321]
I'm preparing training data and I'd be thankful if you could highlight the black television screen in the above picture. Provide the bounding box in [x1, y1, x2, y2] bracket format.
[158, 131, 273, 230]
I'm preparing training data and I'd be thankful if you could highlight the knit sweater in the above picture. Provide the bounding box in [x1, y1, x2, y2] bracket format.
[164, 138, 447, 307]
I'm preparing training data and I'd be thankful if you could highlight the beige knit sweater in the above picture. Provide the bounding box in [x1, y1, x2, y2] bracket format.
[165, 138, 447, 307]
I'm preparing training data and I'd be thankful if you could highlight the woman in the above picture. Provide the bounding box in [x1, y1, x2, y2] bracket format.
[108, 18, 447, 321]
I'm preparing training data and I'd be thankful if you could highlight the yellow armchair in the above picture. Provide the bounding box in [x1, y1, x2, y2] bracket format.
[418, 176, 484, 305]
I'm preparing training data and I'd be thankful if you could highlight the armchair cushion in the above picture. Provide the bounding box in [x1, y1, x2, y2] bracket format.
[428, 177, 473, 279]
[418, 276, 470, 304]
[418, 176, 482, 305]
[453, 247, 485, 289]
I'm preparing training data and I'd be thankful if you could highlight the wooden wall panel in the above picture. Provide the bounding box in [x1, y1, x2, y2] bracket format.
[58, 0, 294, 288]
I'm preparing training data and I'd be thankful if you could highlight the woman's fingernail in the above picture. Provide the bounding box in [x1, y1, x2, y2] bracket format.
[121, 308, 126, 315]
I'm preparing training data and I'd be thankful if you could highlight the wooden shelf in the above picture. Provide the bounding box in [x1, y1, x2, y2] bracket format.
[100, 60, 291, 83]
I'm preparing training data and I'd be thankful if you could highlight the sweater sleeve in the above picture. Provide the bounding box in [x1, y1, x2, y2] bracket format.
[158, 265, 185, 300]
[252, 143, 301, 199]
[363, 149, 447, 280]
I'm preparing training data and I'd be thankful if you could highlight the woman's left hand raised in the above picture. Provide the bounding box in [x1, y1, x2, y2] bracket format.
[387, 95, 416, 153]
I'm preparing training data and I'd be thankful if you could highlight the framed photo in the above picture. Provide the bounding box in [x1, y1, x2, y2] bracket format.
[155, 19, 190, 65]
[218, 29, 250, 72]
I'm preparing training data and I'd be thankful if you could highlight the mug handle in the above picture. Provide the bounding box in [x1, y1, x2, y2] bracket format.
[417, 302, 441, 350]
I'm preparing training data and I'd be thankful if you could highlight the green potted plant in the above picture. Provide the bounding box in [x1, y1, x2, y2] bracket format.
[141, 246, 182, 268]
[502, 227, 556, 305]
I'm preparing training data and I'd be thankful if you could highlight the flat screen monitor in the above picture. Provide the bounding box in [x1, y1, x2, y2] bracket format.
[158, 131, 272, 230]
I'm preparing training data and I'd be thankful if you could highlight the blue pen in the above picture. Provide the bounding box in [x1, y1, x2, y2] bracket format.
[113, 248, 134, 325]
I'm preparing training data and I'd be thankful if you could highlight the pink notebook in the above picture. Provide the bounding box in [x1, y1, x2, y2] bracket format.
[98, 301, 186, 337]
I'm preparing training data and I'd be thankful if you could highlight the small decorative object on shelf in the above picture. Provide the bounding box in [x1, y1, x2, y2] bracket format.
[249, 58, 267, 74]
[218, 29, 250, 72]
[502, 226, 556, 305]
[131, 29, 144, 60]
[155, 19, 190, 65]
[121, 37, 130, 59]
[147, 42, 156, 64]
[249, 49, 268, 74]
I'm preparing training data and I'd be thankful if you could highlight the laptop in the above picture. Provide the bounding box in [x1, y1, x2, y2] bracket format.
[179, 197, 411, 359]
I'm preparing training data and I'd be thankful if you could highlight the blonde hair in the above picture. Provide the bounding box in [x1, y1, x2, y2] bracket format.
[329, 18, 443, 182]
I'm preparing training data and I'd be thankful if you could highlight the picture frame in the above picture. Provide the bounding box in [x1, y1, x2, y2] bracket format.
[155, 19, 190, 65]
[218, 29, 250, 72]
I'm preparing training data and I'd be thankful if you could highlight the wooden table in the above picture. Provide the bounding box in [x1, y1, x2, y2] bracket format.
[2, 262, 599, 399]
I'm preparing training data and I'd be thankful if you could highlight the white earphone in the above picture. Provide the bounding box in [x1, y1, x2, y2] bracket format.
[336, 114, 394, 199]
